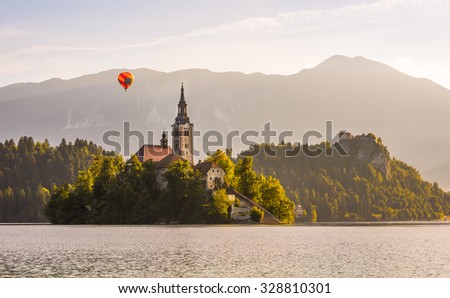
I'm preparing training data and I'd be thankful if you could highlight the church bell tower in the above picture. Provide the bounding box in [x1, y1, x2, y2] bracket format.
[171, 83, 194, 164]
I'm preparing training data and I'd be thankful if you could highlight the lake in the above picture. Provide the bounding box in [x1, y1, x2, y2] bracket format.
[1, 224, 449, 277]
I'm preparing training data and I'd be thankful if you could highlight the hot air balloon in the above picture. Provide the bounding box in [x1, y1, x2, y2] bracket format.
[118, 72, 134, 91]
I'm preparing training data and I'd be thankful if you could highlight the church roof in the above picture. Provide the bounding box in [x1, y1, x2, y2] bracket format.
[136, 145, 173, 163]
[156, 153, 185, 169]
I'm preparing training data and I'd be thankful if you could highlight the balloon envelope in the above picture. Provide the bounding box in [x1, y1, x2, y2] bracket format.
[118, 72, 134, 91]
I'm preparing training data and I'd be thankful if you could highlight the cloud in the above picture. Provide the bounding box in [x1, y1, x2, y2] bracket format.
[1, 0, 449, 62]
[0, 27, 29, 37]
[178, 0, 450, 37]
[185, 17, 282, 37]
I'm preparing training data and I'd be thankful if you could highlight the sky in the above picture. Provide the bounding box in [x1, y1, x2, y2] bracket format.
[1, 0, 450, 89]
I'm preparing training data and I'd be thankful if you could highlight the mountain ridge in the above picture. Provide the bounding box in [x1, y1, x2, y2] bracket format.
[4, 55, 449, 93]
[0, 55, 449, 189]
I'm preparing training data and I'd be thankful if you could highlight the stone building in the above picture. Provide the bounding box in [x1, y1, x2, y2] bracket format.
[193, 161, 225, 190]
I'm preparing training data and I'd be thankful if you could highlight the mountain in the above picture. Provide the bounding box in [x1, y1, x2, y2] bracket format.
[423, 162, 450, 188]
[0, 55, 449, 189]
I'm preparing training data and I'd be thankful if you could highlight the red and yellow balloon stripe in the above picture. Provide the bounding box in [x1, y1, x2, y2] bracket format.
[118, 72, 134, 91]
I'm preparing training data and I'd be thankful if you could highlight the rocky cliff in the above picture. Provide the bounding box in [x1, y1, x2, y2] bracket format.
[337, 133, 391, 178]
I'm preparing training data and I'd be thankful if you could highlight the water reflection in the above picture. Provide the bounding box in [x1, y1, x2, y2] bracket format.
[0, 225, 449, 277]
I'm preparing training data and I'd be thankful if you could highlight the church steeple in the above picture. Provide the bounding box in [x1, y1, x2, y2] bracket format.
[175, 82, 190, 124]
[172, 82, 194, 164]
[160, 131, 168, 148]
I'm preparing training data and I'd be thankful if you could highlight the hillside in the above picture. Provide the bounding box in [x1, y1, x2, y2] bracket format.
[0, 55, 449, 189]
[249, 134, 450, 222]
[2, 134, 448, 223]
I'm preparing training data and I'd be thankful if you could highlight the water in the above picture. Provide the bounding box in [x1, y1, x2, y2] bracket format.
[1, 225, 449, 277]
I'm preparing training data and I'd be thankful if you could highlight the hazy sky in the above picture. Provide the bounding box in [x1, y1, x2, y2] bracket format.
[1, 0, 450, 88]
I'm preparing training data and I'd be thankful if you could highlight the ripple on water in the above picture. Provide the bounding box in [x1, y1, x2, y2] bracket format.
[0, 225, 449, 277]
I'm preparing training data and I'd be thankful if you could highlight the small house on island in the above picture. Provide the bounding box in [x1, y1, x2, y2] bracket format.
[193, 161, 225, 190]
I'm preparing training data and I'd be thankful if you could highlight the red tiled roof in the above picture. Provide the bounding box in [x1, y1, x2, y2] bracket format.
[156, 153, 185, 169]
[136, 145, 173, 163]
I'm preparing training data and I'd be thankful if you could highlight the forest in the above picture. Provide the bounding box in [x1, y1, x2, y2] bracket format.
[0, 137, 111, 222]
[250, 136, 450, 222]
[1, 134, 448, 224]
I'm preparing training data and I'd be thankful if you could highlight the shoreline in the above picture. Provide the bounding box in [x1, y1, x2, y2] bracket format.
[294, 221, 450, 227]
[1, 221, 449, 227]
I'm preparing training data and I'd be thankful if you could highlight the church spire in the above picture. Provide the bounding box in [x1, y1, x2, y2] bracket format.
[179, 82, 186, 104]
[175, 82, 190, 124]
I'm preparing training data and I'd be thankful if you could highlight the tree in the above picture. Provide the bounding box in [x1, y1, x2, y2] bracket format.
[208, 189, 232, 223]
[163, 159, 206, 223]
[259, 176, 294, 223]
[45, 184, 72, 224]
[310, 209, 318, 223]
[206, 149, 236, 186]
[250, 206, 264, 222]
[35, 185, 51, 220]
[235, 157, 260, 199]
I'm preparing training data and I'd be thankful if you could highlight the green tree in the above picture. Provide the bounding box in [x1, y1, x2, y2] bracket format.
[207, 149, 236, 186]
[310, 209, 318, 223]
[259, 176, 294, 223]
[207, 189, 232, 223]
[235, 157, 260, 199]
[250, 206, 264, 222]
[163, 159, 206, 223]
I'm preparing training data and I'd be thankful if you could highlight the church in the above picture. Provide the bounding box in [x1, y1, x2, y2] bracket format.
[135, 83, 225, 191]
[136, 83, 193, 164]
[134, 83, 282, 223]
